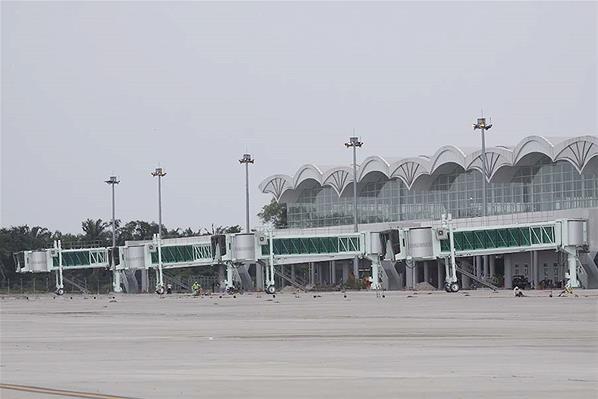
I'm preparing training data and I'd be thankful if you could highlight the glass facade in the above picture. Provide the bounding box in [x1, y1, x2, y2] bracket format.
[286, 160, 598, 228]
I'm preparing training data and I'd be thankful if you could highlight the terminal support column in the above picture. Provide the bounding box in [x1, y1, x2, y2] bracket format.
[504, 255, 513, 289]
[342, 263, 349, 283]
[532, 251, 540, 289]
[330, 261, 336, 285]
[437, 262, 444, 289]
[475, 256, 482, 278]
[255, 263, 264, 291]
[461, 261, 470, 289]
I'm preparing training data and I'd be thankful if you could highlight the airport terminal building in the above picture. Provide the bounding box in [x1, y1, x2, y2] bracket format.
[15, 135, 598, 294]
[260, 135, 598, 290]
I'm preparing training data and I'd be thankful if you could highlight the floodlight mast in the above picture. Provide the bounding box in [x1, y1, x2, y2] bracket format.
[345, 136, 363, 280]
[473, 117, 493, 217]
[344, 136, 363, 233]
[239, 153, 255, 233]
[151, 167, 166, 294]
[105, 176, 121, 293]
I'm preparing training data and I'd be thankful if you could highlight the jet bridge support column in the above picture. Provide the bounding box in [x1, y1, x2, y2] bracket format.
[265, 230, 276, 294]
[55, 241, 64, 295]
[442, 214, 459, 292]
[564, 247, 580, 288]
[112, 270, 122, 293]
[369, 257, 382, 290]
[405, 261, 414, 289]
[225, 263, 234, 291]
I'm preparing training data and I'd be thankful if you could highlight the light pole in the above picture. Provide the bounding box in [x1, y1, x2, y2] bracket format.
[345, 136, 363, 282]
[105, 176, 120, 249]
[473, 117, 492, 217]
[239, 153, 254, 233]
[151, 167, 166, 294]
[105, 176, 121, 293]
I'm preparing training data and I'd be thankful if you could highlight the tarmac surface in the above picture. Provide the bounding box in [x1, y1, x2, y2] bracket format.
[1, 290, 597, 398]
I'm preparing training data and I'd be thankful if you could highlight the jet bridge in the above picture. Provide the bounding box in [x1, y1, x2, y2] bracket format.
[14, 218, 588, 294]
[394, 218, 588, 291]
[14, 241, 113, 295]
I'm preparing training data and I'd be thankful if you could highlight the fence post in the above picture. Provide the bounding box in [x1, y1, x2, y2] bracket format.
[20, 278, 23, 294]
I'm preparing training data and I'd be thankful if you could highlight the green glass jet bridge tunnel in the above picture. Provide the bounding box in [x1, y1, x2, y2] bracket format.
[14, 218, 588, 295]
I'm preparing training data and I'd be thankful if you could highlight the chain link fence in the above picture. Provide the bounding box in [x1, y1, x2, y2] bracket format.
[0, 275, 113, 295]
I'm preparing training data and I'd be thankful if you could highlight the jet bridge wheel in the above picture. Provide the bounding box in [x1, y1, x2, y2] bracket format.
[450, 283, 460, 293]
[266, 285, 276, 295]
[444, 283, 451, 293]
[156, 286, 165, 295]
[56, 288, 64, 296]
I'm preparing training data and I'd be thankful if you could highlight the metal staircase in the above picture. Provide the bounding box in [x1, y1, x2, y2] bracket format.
[62, 276, 90, 294]
[579, 252, 598, 289]
[455, 264, 499, 291]
[381, 261, 401, 290]
[163, 271, 191, 292]
[236, 264, 254, 290]
[575, 257, 589, 289]
[274, 268, 307, 291]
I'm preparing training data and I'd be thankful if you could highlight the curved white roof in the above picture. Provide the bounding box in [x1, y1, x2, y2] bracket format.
[259, 135, 598, 200]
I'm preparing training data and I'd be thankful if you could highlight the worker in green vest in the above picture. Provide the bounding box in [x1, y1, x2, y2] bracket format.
[191, 281, 200, 296]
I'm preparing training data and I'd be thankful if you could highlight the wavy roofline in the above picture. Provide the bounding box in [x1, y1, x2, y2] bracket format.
[260, 135, 598, 200]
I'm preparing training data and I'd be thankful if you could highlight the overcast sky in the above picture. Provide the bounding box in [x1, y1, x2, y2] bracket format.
[2, 1, 596, 233]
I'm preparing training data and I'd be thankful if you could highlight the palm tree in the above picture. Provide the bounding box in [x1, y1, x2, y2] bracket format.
[81, 219, 109, 244]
